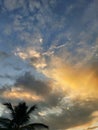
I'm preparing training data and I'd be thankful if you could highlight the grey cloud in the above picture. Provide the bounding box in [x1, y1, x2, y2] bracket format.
[0, 74, 15, 80]
[13, 71, 65, 108]
[15, 72, 52, 97]
[0, 87, 8, 95]
[46, 92, 63, 107]
[44, 99, 98, 130]
[0, 79, 98, 130]
[15, 71, 67, 101]
[3, 0, 42, 13]
[0, 51, 9, 60]
[89, 60, 98, 78]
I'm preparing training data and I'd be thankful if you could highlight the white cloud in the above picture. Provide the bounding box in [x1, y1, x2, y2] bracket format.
[39, 106, 63, 117]
[15, 47, 40, 59]
[14, 47, 47, 69]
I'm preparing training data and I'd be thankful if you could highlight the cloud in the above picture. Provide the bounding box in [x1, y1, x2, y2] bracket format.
[0, 51, 9, 60]
[15, 47, 47, 69]
[9, 63, 98, 129]
[13, 25, 98, 129]
[38, 99, 98, 130]
[15, 72, 51, 97]
[15, 41, 98, 100]
[2, 88, 44, 102]
[0, 63, 98, 130]
[3, 0, 42, 13]
[42, 57, 98, 100]
[3, 0, 23, 11]
[0, 70, 64, 107]
[0, 74, 15, 80]
[15, 47, 41, 60]
[0, 0, 98, 129]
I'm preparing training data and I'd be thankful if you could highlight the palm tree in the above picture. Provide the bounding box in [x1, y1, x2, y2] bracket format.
[0, 102, 48, 130]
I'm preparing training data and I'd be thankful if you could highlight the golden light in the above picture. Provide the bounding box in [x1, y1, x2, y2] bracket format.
[2, 89, 44, 101]
[42, 57, 98, 100]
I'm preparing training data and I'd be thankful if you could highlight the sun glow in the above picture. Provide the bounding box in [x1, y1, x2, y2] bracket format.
[2, 89, 44, 101]
[42, 57, 98, 100]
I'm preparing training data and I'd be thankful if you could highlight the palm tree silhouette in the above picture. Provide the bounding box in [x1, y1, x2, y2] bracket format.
[0, 102, 48, 130]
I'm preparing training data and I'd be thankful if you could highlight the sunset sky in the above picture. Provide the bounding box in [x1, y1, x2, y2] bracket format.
[0, 0, 98, 130]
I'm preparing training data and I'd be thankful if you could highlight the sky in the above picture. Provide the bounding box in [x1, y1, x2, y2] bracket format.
[0, 0, 98, 130]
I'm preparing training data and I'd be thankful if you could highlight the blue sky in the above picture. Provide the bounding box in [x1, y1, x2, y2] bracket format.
[0, 0, 98, 130]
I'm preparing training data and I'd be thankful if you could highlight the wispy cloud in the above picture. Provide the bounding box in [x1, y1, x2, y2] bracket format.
[0, 0, 98, 129]
[13, 45, 98, 129]
[2, 88, 44, 102]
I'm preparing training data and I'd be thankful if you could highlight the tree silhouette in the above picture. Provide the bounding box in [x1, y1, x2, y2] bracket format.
[0, 102, 48, 130]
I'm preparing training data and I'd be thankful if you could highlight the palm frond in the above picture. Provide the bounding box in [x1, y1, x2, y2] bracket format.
[13, 102, 30, 126]
[3, 103, 14, 113]
[3, 103, 14, 118]
[0, 118, 11, 128]
[0, 128, 9, 130]
[22, 123, 49, 129]
[1, 102, 49, 129]
[0, 118, 11, 122]
[27, 105, 37, 115]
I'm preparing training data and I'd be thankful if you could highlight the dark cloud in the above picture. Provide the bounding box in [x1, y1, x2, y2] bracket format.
[15, 72, 52, 97]
[1, 71, 98, 126]
[1, 79, 98, 130]
[14, 72, 66, 107]
[44, 99, 98, 130]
